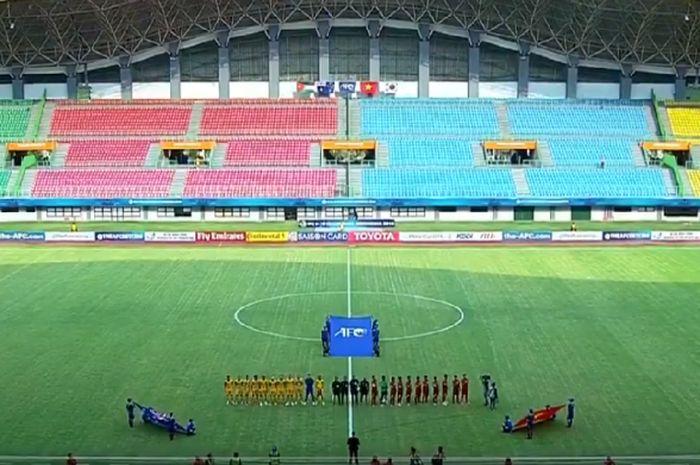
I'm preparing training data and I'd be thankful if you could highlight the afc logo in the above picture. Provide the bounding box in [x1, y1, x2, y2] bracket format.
[334, 327, 368, 338]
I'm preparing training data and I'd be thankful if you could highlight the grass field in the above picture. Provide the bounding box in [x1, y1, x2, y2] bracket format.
[1, 246, 700, 460]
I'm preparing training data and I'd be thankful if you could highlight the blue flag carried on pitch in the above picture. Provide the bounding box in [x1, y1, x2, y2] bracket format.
[328, 315, 374, 357]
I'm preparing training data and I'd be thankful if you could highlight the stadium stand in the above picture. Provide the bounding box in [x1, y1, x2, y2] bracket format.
[360, 99, 499, 136]
[0, 103, 32, 141]
[687, 170, 700, 196]
[32, 169, 174, 198]
[50, 106, 191, 136]
[667, 107, 700, 137]
[64, 140, 151, 167]
[547, 138, 635, 166]
[200, 100, 337, 136]
[362, 169, 516, 197]
[384, 137, 475, 166]
[0, 170, 10, 195]
[182, 169, 337, 198]
[507, 101, 652, 137]
[525, 168, 667, 197]
[224, 139, 312, 166]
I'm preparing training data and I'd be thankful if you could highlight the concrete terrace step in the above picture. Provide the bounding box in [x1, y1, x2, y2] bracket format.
[512, 167, 530, 196]
[50, 143, 69, 168]
[169, 169, 188, 197]
[210, 142, 228, 168]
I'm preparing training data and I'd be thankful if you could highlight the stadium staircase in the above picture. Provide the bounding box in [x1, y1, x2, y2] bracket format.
[644, 105, 660, 138]
[472, 142, 486, 166]
[170, 169, 188, 197]
[335, 168, 347, 196]
[337, 99, 348, 138]
[690, 145, 700, 168]
[36, 102, 56, 141]
[495, 103, 511, 138]
[0, 145, 7, 167]
[187, 102, 204, 139]
[18, 169, 37, 196]
[536, 140, 554, 167]
[631, 142, 647, 166]
[348, 168, 363, 196]
[309, 143, 322, 167]
[145, 143, 162, 167]
[51, 143, 69, 168]
[24, 102, 43, 140]
[348, 100, 361, 138]
[375, 142, 390, 167]
[5, 170, 20, 196]
[680, 169, 694, 196]
[656, 105, 673, 139]
[512, 168, 531, 196]
[210, 142, 227, 167]
[661, 170, 678, 196]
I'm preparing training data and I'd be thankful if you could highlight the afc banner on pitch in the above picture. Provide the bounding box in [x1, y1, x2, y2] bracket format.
[329, 316, 374, 357]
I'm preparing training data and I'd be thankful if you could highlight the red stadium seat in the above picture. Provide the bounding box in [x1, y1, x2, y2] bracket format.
[224, 139, 313, 166]
[51, 107, 191, 136]
[65, 140, 152, 167]
[32, 170, 174, 198]
[183, 169, 336, 198]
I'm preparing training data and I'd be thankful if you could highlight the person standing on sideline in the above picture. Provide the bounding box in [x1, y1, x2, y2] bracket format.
[409, 448, 423, 465]
[192, 457, 204, 465]
[370, 457, 381, 465]
[126, 398, 136, 427]
[603, 457, 615, 465]
[488, 382, 498, 410]
[66, 453, 77, 465]
[268, 446, 280, 465]
[480, 375, 491, 406]
[228, 453, 242, 465]
[526, 409, 535, 440]
[431, 446, 445, 465]
[567, 398, 575, 427]
[347, 431, 360, 465]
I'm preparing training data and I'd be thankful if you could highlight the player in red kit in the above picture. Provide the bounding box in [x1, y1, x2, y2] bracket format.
[452, 375, 461, 404]
[422, 376, 430, 403]
[396, 376, 404, 406]
[461, 374, 470, 404]
[441, 375, 449, 405]
[432, 376, 439, 405]
[389, 377, 397, 405]
[370, 376, 378, 406]
[415, 375, 422, 404]
[405, 376, 412, 405]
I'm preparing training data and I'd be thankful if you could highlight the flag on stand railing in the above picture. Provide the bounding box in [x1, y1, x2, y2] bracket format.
[315, 81, 335, 97]
[384, 82, 398, 95]
[338, 81, 357, 97]
[295, 81, 316, 98]
[360, 81, 379, 97]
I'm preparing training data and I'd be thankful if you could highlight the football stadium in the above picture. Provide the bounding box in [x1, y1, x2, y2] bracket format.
[2, 0, 700, 464]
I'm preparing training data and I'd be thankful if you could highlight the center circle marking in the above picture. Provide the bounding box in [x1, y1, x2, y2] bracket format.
[233, 290, 464, 342]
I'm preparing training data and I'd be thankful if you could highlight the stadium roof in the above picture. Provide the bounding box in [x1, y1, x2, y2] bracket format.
[0, 0, 699, 70]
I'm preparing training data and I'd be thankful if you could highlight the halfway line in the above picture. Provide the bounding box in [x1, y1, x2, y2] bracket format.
[346, 247, 354, 437]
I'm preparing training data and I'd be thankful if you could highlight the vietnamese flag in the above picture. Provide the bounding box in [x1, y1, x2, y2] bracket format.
[360, 81, 379, 96]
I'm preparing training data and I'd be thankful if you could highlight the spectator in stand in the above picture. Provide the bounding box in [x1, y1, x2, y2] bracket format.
[603, 457, 616, 465]
[193, 457, 205, 465]
[347, 431, 360, 464]
[600, 157, 606, 169]
[370, 457, 381, 465]
[66, 453, 77, 465]
[229, 452, 242, 465]
[430, 446, 445, 465]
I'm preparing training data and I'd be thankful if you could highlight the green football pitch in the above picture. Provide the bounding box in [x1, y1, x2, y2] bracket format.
[1, 245, 700, 461]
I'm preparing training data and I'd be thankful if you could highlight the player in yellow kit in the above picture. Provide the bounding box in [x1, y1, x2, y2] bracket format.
[242, 375, 251, 405]
[285, 375, 296, 406]
[224, 375, 235, 405]
[252, 375, 261, 404]
[296, 376, 304, 403]
[315, 375, 325, 406]
[261, 376, 271, 405]
[274, 376, 285, 405]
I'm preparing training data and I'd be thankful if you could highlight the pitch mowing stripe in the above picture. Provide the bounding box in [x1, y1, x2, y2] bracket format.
[346, 247, 354, 437]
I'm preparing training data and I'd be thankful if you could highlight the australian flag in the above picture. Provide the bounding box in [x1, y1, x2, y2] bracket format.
[315, 81, 335, 97]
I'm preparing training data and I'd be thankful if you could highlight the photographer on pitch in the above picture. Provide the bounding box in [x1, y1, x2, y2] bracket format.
[481, 375, 491, 407]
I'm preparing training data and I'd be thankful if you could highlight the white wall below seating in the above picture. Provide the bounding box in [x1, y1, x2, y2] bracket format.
[133, 82, 170, 99]
[479, 82, 517, 98]
[0, 84, 13, 99]
[576, 83, 620, 99]
[428, 81, 469, 98]
[435, 208, 493, 221]
[631, 83, 675, 100]
[182, 82, 219, 99]
[393, 81, 418, 98]
[528, 82, 566, 99]
[0, 209, 40, 222]
[25, 83, 68, 99]
[90, 83, 122, 99]
[533, 207, 572, 221]
[230, 82, 269, 98]
[279, 81, 297, 98]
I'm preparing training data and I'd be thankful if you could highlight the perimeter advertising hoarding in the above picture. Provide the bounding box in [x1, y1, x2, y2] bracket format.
[602, 231, 652, 241]
[245, 232, 289, 243]
[651, 231, 700, 241]
[348, 231, 399, 243]
[0, 231, 45, 241]
[144, 232, 196, 242]
[44, 232, 95, 242]
[551, 231, 603, 241]
[195, 231, 246, 243]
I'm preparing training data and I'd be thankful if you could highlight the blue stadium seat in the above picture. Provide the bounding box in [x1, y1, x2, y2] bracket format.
[547, 138, 635, 166]
[362, 169, 516, 197]
[508, 102, 652, 137]
[525, 168, 667, 197]
[385, 138, 474, 166]
[360, 99, 499, 136]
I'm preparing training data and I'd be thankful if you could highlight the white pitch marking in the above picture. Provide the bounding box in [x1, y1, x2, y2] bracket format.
[346, 247, 354, 437]
[233, 291, 464, 342]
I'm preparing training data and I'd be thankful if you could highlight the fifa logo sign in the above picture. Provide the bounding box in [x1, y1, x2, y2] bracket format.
[334, 327, 367, 338]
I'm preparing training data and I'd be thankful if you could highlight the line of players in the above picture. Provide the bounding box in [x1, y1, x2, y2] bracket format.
[224, 374, 474, 406]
